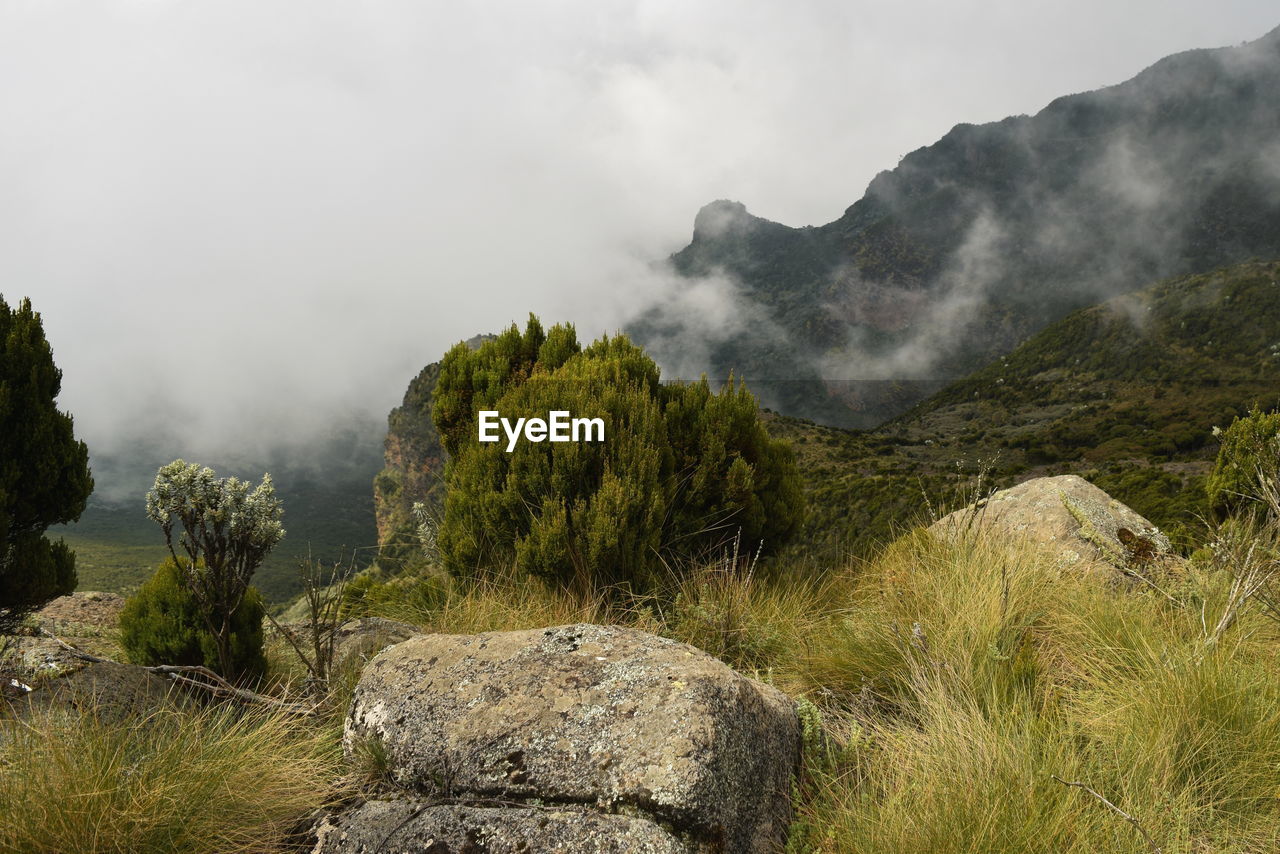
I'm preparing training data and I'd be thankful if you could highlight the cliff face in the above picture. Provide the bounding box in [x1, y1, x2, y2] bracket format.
[629, 26, 1280, 428]
[373, 361, 445, 565]
[374, 334, 497, 560]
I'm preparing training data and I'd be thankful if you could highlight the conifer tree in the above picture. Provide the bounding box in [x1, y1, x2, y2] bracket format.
[0, 296, 92, 631]
[432, 315, 804, 592]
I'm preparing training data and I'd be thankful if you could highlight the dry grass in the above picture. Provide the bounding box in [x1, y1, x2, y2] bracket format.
[360, 521, 1280, 853]
[0, 702, 342, 854]
[18, 504, 1280, 853]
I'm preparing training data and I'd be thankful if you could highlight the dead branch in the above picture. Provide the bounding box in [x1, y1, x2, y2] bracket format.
[38, 629, 318, 716]
[38, 629, 110, 663]
[1051, 775, 1162, 854]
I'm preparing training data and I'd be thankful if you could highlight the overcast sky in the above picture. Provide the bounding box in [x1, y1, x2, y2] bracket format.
[2, 1, 1276, 461]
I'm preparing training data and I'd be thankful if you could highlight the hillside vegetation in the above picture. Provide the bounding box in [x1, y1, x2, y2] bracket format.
[631, 27, 1280, 427]
[15, 487, 1280, 853]
[299, 506, 1280, 851]
[775, 259, 1280, 563]
[52, 424, 383, 603]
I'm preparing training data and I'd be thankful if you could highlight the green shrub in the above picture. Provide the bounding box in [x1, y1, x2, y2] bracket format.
[0, 295, 93, 631]
[432, 315, 804, 593]
[119, 558, 267, 682]
[1205, 406, 1280, 521]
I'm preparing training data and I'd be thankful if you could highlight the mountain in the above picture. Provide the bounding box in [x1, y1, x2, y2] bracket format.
[371, 333, 497, 571]
[778, 258, 1280, 562]
[630, 26, 1280, 428]
[373, 360, 446, 569]
[370, 258, 1280, 574]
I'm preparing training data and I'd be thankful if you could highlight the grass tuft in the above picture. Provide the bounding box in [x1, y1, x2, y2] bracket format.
[0, 702, 342, 854]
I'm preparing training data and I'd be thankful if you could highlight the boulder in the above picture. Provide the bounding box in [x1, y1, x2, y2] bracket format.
[342, 624, 800, 853]
[1, 636, 93, 680]
[930, 474, 1179, 576]
[312, 800, 692, 854]
[16, 660, 173, 721]
[32, 591, 126, 637]
[331, 617, 418, 671]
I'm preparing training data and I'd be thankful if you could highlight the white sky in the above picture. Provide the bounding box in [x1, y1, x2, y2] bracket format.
[2, 1, 1276, 458]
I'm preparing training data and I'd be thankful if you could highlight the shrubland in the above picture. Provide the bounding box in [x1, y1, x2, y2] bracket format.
[9, 302, 1280, 851]
[337, 509, 1280, 853]
[10, 470, 1280, 851]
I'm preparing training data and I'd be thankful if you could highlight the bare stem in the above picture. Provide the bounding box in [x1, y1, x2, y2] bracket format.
[1051, 775, 1162, 854]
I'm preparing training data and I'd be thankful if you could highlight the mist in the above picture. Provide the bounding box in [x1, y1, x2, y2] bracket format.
[3, 2, 1277, 482]
[633, 18, 1280, 426]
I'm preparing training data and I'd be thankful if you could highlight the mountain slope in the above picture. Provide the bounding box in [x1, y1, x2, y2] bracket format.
[781, 258, 1280, 562]
[371, 261, 1280, 571]
[631, 26, 1280, 428]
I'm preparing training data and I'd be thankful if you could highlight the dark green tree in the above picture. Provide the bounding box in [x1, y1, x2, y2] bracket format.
[1206, 406, 1280, 521]
[432, 315, 804, 592]
[0, 296, 92, 632]
[118, 557, 267, 680]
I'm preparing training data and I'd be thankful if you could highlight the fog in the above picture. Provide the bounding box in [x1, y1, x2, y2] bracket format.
[3, 2, 1276, 477]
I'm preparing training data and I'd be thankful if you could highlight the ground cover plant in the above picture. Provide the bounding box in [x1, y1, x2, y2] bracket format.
[8, 483, 1280, 852]
[347, 500, 1280, 853]
[0, 701, 341, 854]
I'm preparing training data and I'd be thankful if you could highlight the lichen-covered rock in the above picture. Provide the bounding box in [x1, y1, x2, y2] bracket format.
[32, 591, 127, 637]
[17, 661, 173, 721]
[331, 617, 418, 671]
[312, 800, 692, 854]
[0, 636, 93, 680]
[930, 474, 1180, 576]
[344, 624, 800, 853]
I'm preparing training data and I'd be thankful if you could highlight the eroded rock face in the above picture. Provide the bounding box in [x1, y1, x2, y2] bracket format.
[312, 800, 693, 854]
[930, 474, 1179, 575]
[340, 624, 800, 853]
[17, 661, 173, 721]
[331, 617, 418, 671]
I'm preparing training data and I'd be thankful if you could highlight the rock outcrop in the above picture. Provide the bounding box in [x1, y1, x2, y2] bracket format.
[330, 617, 418, 671]
[33, 591, 126, 637]
[313, 800, 691, 854]
[930, 474, 1180, 577]
[14, 660, 173, 721]
[322, 624, 801, 853]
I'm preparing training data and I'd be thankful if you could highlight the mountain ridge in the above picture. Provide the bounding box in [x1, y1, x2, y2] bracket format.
[631, 25, 1280, 428]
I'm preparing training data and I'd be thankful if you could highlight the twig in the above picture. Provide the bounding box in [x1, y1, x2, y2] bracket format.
[39, 630, 110, 663]
[147, 665, 317, 715]
[38, 629, 318, 716]
[1051, 775, 1162, 854]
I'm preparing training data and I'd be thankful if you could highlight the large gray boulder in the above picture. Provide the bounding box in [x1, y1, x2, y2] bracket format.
[339, 624, 800, 853]
[930, 474, 1180, 577]
[312, 800, 692, 854]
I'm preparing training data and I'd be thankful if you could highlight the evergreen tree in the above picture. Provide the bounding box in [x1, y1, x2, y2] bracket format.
[118, 557, 267, 680]
[1206, 406, 1280, 521]
[432, 315, 804, 592]
[0, 296, 92, 631]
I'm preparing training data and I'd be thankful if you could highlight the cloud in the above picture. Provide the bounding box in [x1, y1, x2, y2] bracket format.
[1, 1, 1275, 475]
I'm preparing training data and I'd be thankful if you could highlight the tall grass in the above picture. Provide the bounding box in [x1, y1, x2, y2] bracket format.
[0, 703, 342, 854]
[359, 519, 1280, 853]
[788, 526, 1280, 853]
